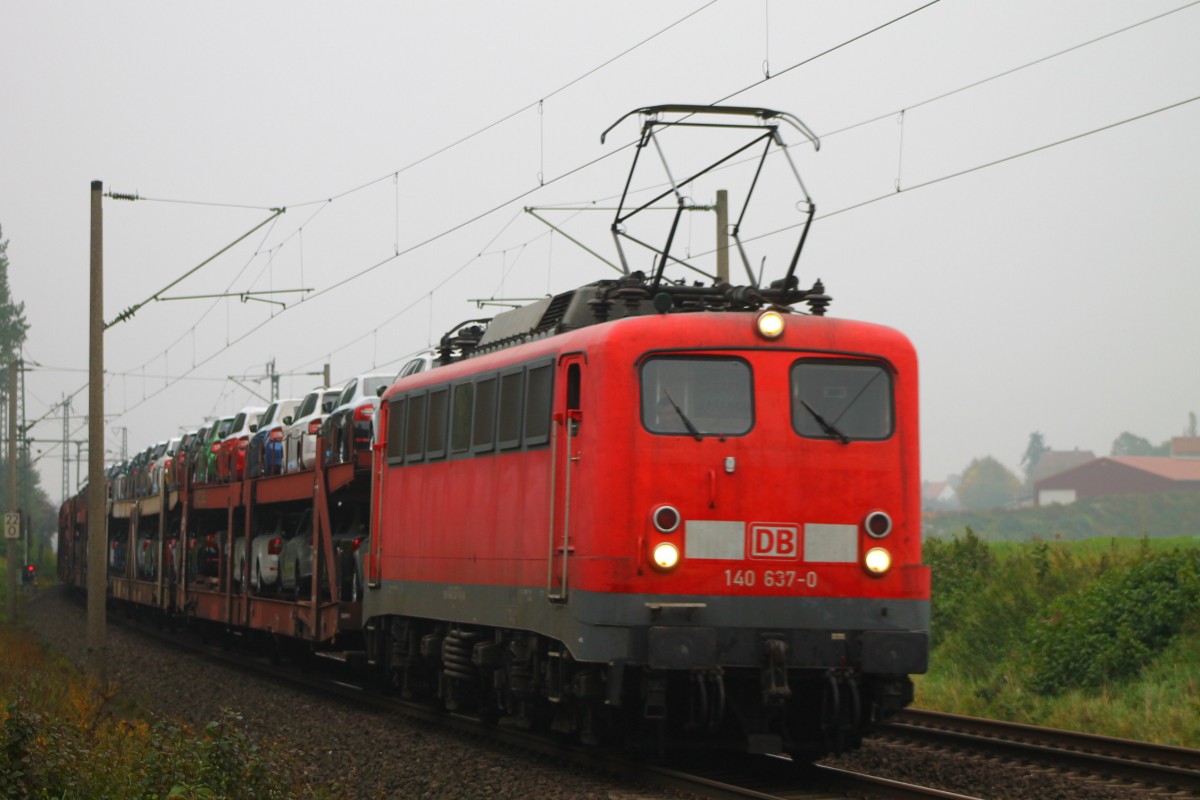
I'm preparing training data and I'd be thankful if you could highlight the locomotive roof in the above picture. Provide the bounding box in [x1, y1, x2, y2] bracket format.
[387, 300, 916, 400]
[436, 271, 833, 364]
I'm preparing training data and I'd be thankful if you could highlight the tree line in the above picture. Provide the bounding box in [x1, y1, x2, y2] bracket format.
[1, 223, 55, 566]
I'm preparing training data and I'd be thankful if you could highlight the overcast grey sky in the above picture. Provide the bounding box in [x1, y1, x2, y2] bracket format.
[2, 0, 1198, 504]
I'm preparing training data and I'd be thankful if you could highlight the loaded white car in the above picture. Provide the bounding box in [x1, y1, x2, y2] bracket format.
[282, 387, 341, 473]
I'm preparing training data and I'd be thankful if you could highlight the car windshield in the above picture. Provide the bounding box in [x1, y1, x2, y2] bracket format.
[791, 360, 892, 441]
[296, 393, 319, 418]
[277, 399, 299, 421]
[216, 418, 234, 438]
[362, 376, 390, 398]
[260, 403, 279, 426]
[641, 357, 753, 437]
[321, 391, 341, 412]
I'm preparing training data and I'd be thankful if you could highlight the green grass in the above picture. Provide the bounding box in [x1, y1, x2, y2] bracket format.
[918, 533, 1200, 748]
[916, 624, 1200, 747]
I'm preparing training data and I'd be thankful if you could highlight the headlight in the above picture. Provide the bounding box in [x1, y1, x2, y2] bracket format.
[651, 542, 680, 571]
[864, 547, 891, 576]
[756, 309, 785, 339]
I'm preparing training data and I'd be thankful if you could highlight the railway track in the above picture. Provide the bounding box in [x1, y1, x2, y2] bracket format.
[99, 605, 1197, 799]
[883, 708, 1200, 796]
[103, 606, 979, 800]
[634, 753, 985, 800]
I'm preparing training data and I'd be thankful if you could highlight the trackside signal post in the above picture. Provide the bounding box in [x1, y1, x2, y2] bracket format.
[88, 180, 106, 682]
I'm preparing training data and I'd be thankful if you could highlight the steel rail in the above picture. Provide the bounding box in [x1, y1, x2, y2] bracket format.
[887, 708, 1200, 795]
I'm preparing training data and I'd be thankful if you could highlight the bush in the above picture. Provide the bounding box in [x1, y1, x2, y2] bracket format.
[1027, 550, 1200, 695]
[924, 527, 994, 649]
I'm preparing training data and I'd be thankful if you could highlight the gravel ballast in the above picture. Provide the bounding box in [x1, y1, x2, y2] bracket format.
[19, 586, 1160, 799]
[21, 586, 682, 800]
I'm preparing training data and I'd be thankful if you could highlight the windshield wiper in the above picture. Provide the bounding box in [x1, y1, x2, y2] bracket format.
[831, 370, 883, 430]
[664, 391, 703, 441]
[800, 399, 850, 445]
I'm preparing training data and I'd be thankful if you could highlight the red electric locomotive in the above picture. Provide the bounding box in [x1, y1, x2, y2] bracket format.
[363, 272, 927, 756]
[360, 105, 928, 757]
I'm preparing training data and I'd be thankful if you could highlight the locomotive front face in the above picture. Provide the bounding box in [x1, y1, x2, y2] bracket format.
[564, 310, 929, 678]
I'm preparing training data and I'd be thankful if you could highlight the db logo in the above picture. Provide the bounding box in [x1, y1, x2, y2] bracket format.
[748, 523, 800, 560]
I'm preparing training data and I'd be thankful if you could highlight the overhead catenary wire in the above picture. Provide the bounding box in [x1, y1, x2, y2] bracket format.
[704, 93, 1200, 252]
[282, 92, 1200, 380]
[97, 206, 530, 421]
[100, 2, 721, 385]
[261, 3, 954, 373]
[111, 202, 314, 385]
[105, 193, 279, 211]
[105, 0, 939, 386]
[546, 0, 1200, 213]
[105, 208, 285, 329]
[32, 366, 232, 382]
[61, 2, 1189, 439]
[283, 210, 527, 374]
[282, 0, 722, 211]
[124, 0, 1116, 396]
[713, 0, 944, 105]
[817, 0, 1200, 141]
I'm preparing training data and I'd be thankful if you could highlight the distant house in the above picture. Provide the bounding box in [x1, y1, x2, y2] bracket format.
[1027, 450, 1096, 485]
[1171, 437, 1200, 459]
[1034, 456, 1200, 506]
[922, 480, 959, 511]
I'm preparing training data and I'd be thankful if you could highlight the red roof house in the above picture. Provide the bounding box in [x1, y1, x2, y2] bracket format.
[1034, 456, 1200, 506]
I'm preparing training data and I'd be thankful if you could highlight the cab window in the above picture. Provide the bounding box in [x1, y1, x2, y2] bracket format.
[640, 357, 753, 436]
[791, 360, 892, 441]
